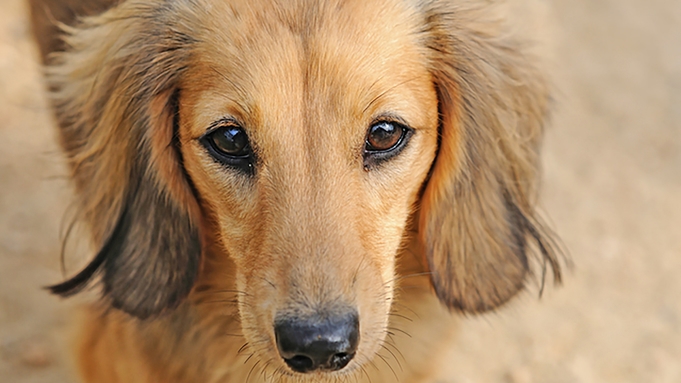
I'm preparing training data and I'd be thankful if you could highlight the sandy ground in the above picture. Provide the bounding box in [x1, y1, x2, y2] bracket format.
[0, 0, 679, 382]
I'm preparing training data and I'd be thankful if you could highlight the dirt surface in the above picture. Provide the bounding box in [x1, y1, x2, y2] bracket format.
[0, 0, 679, 382]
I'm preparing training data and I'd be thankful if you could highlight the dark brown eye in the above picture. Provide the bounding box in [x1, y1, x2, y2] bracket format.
[200, 122, 255, 174]
[366, 121, 404, 152]
[208, 126, 250, 157]
[363, 120, 412, 170]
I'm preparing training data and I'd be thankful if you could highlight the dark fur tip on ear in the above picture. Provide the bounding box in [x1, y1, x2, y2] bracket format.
[46, 202, 130, 297]
[48, 183, 202, 319]
[99, 179, 201, 319]
[46, 251, 107, 297]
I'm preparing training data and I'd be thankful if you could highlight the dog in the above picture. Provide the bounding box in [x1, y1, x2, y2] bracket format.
[29, 0, 562, 382]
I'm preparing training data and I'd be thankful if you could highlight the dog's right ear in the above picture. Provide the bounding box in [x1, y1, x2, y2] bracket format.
[27, 0, 121, 64]
[43, 2, 203, 319]
[418, 3, 562, 314]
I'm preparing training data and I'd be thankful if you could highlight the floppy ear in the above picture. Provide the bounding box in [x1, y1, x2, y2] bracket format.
[27, 0, 121, 64]
[419, 3, 562, 313]
[44, 2, 202, 319]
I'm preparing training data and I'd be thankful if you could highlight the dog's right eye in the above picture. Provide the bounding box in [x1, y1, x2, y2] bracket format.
[362, 120, 413, 170]
[200, 122, 255, 174]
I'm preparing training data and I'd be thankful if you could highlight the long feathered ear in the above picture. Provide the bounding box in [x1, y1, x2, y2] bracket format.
[27, 0, 121, 64]
[44, 2, 202, 319]
[419, 2, 562, 313]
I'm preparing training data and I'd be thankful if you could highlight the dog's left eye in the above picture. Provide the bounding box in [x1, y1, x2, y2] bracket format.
[201, 122, 255, 174]
[363, 120, 412, 169]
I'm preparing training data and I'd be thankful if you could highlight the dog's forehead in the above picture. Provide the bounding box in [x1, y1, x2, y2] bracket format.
[183, 0, 435, 142]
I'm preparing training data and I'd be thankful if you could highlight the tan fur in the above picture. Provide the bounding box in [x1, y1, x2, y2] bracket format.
[30, 0, 562, 382]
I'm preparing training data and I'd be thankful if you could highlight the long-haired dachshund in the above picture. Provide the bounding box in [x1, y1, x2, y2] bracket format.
[29, 0, 562, 382]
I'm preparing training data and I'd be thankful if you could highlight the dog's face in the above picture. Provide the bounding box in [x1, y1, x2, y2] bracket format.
[178, 0, 439, 371]
[45, 0, 562, 379]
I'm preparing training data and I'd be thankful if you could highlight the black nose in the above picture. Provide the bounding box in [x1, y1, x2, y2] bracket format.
[274, 313, 359, 373]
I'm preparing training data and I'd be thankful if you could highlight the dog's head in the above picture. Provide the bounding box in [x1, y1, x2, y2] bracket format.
[47, 0, 561, 378]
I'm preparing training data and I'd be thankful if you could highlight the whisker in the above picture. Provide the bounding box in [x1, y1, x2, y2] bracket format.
[244, 352, 257, 365]
[237, 342, 250, 355]
[259, 358, 274, 381]
[386, 326, 412, 338]
[388, 312, 414, 322]
[382, 339, 406, 365]
[391, 302, 421, 319]
[197, 288, 251, 296]
[359, 364, 372, 383]
[260, 277, 277, 290]
[245, 359, 260, 383]
[380, 344, 403, 372]
[376, 352, 398, 381]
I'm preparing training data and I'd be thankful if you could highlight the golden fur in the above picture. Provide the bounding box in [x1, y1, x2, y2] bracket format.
[29, 0, 562, 382]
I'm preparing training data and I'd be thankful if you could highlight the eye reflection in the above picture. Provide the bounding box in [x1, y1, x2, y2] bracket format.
[200, 121, 255, 175]
[209, 126, 250, 157]
[362, 119, 412, 170]
[365, 121, 404, 152]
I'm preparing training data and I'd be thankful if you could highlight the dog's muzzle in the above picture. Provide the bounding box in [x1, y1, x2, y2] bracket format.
[274, 312, 359, 373]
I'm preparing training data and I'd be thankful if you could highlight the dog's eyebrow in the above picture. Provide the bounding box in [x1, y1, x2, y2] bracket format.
[210, 66, 244, 93]
[362, 77, 421, 114]
[208, 66, 252, 110]
[370, 113, 410, 127]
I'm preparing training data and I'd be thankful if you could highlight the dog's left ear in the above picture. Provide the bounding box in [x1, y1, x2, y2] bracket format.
[418, 4, 562, 314]
[44, 3, 203, 319]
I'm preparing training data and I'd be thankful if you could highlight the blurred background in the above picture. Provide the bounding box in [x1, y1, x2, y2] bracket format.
[0, 0, 679, 382]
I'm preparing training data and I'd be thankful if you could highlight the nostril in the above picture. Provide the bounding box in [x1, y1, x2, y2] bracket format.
[330, 352, 355, 370]
[282, 350, 356, 373]
[274, 312, 359, 373]
[284, 355, 314, 373]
